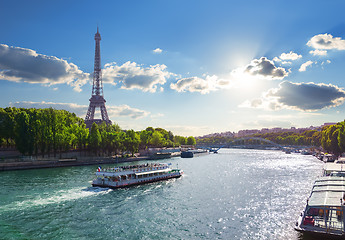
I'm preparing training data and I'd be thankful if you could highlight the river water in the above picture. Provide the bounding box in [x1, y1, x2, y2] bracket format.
[0, 149, 323, 239]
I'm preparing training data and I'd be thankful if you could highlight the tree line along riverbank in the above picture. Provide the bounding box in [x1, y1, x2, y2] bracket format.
[0, 107, 196, 160]
[197, 122, 345, 156]
[1, 107, 345, 166]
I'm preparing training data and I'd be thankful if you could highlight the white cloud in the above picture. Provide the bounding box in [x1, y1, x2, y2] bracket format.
[237, 57, 288, 80]
[273, 57, 281, 62]
[170, 75, 231, 94]
[321, 60, 331, 65]
[299, 60, 314, 72]
[281, 61, 292, 65]
[153, 48, 163, 54]
[309, 49, 327, 56]
[307, 33, 345, 50]
[0, 44, 176, 93]
[0, 44, 90, 92]
[240, 81, 345, 111]
[10, 101, 150, 119]
[175, 57, 290, 94]
[279, 51, 302, 61]
[110, 104, 150, 119]
[102, 61, 174, 92]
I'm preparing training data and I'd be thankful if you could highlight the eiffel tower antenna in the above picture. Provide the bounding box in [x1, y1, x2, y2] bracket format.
[85, 27, 111, 128]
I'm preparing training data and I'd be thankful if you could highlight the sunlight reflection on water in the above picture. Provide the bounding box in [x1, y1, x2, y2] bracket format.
[0, 149, 323, 239]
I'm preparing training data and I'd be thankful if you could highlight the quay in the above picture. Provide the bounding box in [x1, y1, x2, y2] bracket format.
[0, 151, 182, 171]
[0, 155, 164, 171]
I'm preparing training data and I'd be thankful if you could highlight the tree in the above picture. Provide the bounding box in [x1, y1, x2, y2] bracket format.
[311, 131, 322, 146]
[338, 121, 345, 153]
[146, 127, 155, 133]
[150, 131, 164, 147]
[14, 111, 34, 155]
[113, 131, 125, 155]
[139, 130, 151, 149]
[186, 136, 196, 145]
[321, 124, 342, 156]
[70, 122, 89, 153]
[174, 136, 186, 146]
[89, 123, 102, 155]
[124, 130, 140, 156]
[0, 107, 17, 148]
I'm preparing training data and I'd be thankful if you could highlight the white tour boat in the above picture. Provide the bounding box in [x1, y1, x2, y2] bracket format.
[92, 163, 183, 188]
[295, 176, 345, 237]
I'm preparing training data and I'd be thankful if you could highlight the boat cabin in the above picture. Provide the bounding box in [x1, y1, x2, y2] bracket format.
[299, 177, 345, 235]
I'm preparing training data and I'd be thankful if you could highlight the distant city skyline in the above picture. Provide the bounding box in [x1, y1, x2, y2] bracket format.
[1, 1, 345, 136]
[197, 122, 336, 139]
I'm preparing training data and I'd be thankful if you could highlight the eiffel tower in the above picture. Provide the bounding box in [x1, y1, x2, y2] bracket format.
[85, 27, 111, 129]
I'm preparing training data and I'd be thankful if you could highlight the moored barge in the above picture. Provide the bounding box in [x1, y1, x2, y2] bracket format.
[181, 149, 208, 158]
[295, 176, 345, 236]
[92, 163, 183, 188]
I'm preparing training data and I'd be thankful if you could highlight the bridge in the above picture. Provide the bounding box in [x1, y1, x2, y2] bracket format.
[197, 137, 290, 152]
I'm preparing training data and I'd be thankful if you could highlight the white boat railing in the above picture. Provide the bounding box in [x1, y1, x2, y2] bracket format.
[101, 164, 168, 173]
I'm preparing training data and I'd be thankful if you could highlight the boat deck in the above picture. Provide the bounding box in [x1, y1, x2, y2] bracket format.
[297, 176, 345, 236]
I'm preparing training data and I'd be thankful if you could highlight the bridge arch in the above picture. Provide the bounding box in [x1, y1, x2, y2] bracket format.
[233, 137, 286, 150]
[197, 137, 288, 151]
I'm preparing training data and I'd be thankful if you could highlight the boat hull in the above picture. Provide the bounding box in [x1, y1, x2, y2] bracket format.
[295, 226, 345, 239]
[92, 173, 182, 189]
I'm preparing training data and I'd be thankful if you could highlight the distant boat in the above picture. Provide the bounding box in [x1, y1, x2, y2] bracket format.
[148, 152, 171, 160]
[181, 149, 208, 158]
[301, 150, 312, 155]
[181, 151, 194, 158]
[209, 149, 219, 153]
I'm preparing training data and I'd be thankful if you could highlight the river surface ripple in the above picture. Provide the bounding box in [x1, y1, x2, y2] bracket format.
[0, 149, 323, 239]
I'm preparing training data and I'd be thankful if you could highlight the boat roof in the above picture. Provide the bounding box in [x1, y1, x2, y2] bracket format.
[135, 168, 170, 176]
[308, 177, 345, 207]
[315, 176, 345, 182]
[323, 163, 345, 172]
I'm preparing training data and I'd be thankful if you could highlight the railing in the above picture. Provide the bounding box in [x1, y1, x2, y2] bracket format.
[102, 164, 168, 173]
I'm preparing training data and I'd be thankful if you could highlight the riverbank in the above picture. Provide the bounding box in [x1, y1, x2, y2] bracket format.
[0, 151, 183, 171]
[0, 156, 150, 171]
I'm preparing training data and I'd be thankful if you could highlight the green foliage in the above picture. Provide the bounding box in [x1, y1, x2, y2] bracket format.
[321, 124, 343, 156]
[197, 121, 345, 156]
[150, 131, 165, 147]
[139, 130, 151, 149]
[174, 136, 187, 146]
[338, 122, 345, 153]
[0, 107, 84, 156]
[186, 136, 196, 145]
[0, 107, 193, 157]
[89, 123, 102, 155]
[124, 130, 140, 156]
[14, 111, 34, 155]
[0, 107, 17, 147]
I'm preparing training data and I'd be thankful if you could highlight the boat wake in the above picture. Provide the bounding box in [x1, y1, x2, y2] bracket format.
[0, 187, 112, 212]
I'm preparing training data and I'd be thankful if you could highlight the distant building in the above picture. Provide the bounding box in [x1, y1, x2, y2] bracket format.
[322, 123, 337, 128]
[236, 129, 260, 137]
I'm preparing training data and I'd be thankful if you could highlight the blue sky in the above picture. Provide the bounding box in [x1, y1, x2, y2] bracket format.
[1, 0, 345, 136]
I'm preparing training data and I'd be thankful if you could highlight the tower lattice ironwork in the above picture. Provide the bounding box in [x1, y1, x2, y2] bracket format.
[85, 27, 111, 129]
